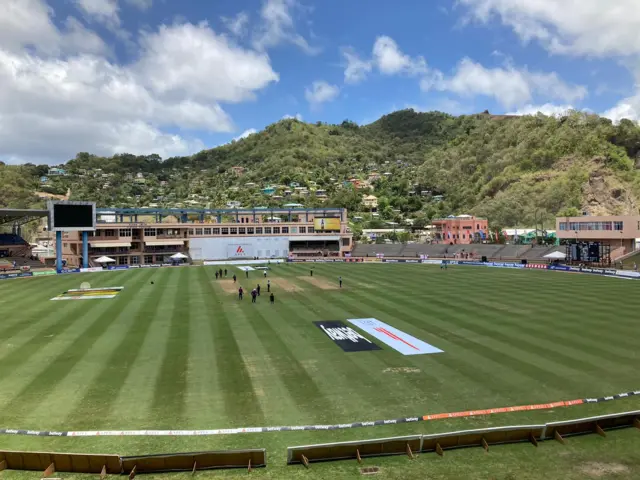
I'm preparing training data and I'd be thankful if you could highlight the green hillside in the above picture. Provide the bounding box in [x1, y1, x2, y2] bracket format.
[6, 110, 640, 230]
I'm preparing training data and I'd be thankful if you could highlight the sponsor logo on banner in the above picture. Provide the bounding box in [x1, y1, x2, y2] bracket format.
[314, 321, 381, 352]
[107, 266, 130, 271]
[421, 259, 443, 265]
[616, 270, 640, 278]
[80, 267, 104, 273]
[348, 318, 443, 356]
[33, 270, 57, 276]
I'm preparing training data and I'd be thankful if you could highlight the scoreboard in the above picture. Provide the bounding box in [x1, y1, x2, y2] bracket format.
[569, 242, 601, 262]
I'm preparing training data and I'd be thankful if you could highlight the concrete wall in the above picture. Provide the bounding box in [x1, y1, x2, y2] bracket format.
[189, 236, 290, 260]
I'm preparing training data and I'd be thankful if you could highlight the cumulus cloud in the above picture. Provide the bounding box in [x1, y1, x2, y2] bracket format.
[341, 36, 427, 84]
[342, 47, 372, 84]
[222, 12, 250, 37]
[1, 0, 107, 56]
[422, 58, 587, 109]
[304, 81, 340, 107]
[233, 128, 258, 141]
[0, 5, 280, 163]
[459, 0, 640, 57]
[73, 0, 120, 27]
[283, 113, 303, 120]
[602, 95, 640, 123]
[136, 22, 279, 103]
[253, 0, 319, 54]
[124, 0, 152, 10]
[372, 36, 427, 75]
[506, 103, 575, 116]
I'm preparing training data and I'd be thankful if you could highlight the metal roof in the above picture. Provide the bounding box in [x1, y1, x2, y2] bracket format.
[0, 208, 48, 226]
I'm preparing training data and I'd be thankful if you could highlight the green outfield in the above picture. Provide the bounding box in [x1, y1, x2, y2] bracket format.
[0, 263, 639, 479]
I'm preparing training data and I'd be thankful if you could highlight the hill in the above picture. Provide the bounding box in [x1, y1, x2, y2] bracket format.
[5, 109, 640, 232]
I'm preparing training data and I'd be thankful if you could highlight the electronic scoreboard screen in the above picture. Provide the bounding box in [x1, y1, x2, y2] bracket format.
[49, 202, 95, 231]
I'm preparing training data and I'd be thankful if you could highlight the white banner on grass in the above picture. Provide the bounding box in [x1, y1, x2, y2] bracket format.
[348, 318, 443, 356]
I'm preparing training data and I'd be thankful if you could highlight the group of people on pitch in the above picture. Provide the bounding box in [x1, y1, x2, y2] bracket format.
[238, 282, 275, 304]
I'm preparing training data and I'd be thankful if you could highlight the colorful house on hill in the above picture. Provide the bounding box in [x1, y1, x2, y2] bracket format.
[432, 215, 489, 245]
[231, 166, 245, 176]
[48, 167, 66, 176]
[262, 186, 276, 195]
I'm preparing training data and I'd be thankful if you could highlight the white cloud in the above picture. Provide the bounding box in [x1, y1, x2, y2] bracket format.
[73, 0, 120, 27]
[603, 95, 640, 123]
[342, 48, 372, 84]
[0, 5, 280, 163]
[304, 81, 340, 106]
[459, 0, 640, 57]
[0, 0, 107, 56]
[124, 0, 152, 10]
[422, 58, 587, 108]
[372, 36, 427, 75]
[233, 128, 258, 141]
[283, 113, 303, 120]
[136, 22, 279, 103]
[253, 0, 319, 54]
[222, 12, 250, 38]
[506, 103, 574, 116]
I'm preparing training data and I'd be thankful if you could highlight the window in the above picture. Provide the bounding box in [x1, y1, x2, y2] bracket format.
[195, 228, 203, 235]
[273, 227, 280, 234]
[105, 229, 115, 237]
[247, 227, 254, 234]
[63, 243, 68, 248]
[188, 229, 194, 236]
[291, 227, 297, 233]
[131, 256, 139, 265]
[281, 226, 288, 234]
[308, 227, 314, 233]
[212, 228, 220, 235]
[118, 256, 128, 265]
[264, 227, 272, 234]
[230, 227, 238, 235]
[119, 229, 132, 237]
[256, 227, 263, 234]
[559, 222, 567, 231]
[157, 229, 164, 235]
[239, 227, 246, 234]
[131, 243, 140, 250]
[144, 228, 157, 236]
[144, 255, 153, 264]
[87, 231, 94, 237]
[463, 226, 472, 230]
[477, 224, 480, 229]
[614, 221, 624, 231]
[299, 226, 306, 233]
[462, 234, 466, 239]
[204, 228, 211, 235]
[342, 238, 350, 246]
[222, 228, 229, 235]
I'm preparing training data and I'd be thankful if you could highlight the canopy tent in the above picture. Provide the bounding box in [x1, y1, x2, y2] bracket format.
[94, 256, 116, 263]
[170, 253, 189, 259]
[544, 251, 566, 259]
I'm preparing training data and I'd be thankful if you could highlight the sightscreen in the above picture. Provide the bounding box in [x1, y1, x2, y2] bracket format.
[53, 204, 94, 229]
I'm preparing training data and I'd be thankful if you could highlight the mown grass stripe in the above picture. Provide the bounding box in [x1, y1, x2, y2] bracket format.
[64, 268, 169, 428]
[150, 267, 191, 425]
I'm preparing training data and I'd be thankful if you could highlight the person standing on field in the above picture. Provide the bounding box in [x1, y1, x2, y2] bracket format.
[267, 279, 271, 292]
[310, 268, 313, 277]
[338, 276, 342, 288]
[257, 284, 261, 296]
[215, 271, 219, 279]
[270, 293, 275, 304]
[224, 268, 228, 277]
[263, 270, 267, 278]
[251, 289, 257, 303]
[233, 274, 237, 283]
[246, 270, 249, 279]
[238, 287, 243, 300]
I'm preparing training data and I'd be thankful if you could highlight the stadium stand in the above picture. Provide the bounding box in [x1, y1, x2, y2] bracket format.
[0, 233, 43, 271]
[351, 243, 564, 263]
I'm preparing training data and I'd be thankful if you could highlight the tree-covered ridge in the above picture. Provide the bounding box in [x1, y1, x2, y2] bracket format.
[5, 109, 640, 231]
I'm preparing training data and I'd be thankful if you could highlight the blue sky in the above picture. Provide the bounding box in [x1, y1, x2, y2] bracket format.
[2, 0, 640, 164]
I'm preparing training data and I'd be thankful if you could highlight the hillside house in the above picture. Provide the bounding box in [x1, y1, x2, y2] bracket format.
[48, 167, 66, 176]
[363, 195, 378, 209]
[231, 166, 245, 176]
[40, 176, 48, 184]
[368, 172, 381, 182]
[262, 186, 276, 195]
[315, 189, 327, 199]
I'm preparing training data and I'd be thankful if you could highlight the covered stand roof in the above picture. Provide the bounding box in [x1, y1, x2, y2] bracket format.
[0, 208, 48, 226]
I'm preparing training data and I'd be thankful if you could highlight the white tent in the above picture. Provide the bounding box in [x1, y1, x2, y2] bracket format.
[94, 256, 116, 263]
[170, 253, 189, 259]
[544, 251, 566, 259]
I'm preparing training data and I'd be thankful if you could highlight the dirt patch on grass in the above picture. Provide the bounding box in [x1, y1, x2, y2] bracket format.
[273, 278, 304, 292]
[218, 279, 239, 294]
[298, 276, 338, 290]
[579, 462, 630, 477]
[383, 367, 421, 374]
